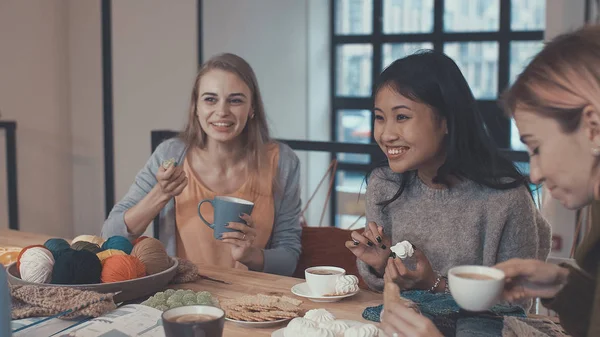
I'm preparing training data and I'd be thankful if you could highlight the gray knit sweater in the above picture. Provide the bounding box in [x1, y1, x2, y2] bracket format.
[358, 167, 552, 292]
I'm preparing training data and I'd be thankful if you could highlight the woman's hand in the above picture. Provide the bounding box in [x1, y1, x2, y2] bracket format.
[156, 163, 188, 198]
[345, 222, 391, 275]
[384, 249, 436, 291]
[221, 213, 263, 270]
[381, 300, 443, 337]
[494, 258, 570, 301]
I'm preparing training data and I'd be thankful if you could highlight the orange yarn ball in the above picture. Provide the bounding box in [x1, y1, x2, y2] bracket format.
[16, 245, 46, 270]
[101, 255, 146, 283]
[132, 236, 149, 246]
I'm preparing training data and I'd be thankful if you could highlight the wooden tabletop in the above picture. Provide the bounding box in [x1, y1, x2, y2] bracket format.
[3, 229, 383, 336]
[0, 229, 62, 248]
[176, 264, 383, 336]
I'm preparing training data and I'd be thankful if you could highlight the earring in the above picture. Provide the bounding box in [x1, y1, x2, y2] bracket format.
[592, 146, 600, 157]
[250, 114, 255, 119]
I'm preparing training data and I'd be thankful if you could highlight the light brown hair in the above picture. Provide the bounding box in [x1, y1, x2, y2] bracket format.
[502, 25, 600, 133]
[180, 53, 272, 176]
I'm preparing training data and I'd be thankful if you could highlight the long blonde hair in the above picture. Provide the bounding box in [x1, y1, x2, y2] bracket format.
[502, 25, 600, 132]
[180, 53, 272, 176]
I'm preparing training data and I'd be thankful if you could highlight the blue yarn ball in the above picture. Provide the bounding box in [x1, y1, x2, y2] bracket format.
[101, 236, 133, 255]
[44, 238, 71, 260]
[51, 249, 102, 285]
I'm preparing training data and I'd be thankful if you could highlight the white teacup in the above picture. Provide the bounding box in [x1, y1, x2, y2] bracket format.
[305, 266, 345, 296]
[448, 265, 505, 312]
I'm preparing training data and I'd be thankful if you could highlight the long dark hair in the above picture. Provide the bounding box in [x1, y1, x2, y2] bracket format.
[371, 50, 530, 208]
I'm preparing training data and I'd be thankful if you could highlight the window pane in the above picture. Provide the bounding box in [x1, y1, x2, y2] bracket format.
[336, 170, 367, 228]
[335, 0, 373, 35]
[444, 0, 499, 32]
[444, 42, 499, 99]
[336, 44, 373, 97]
[383, 0, 434, 34]
[336, 110, 372, 164]
[511, 120, 527, 151]
[511, 0, 545, 31]
[382, 42, 433, 69]
[510, 41, 544, 84]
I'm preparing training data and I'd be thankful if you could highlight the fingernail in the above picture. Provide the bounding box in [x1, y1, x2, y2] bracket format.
[381, 227, 384, 233]
[239, 213, 244, 217]
[412, 244, 417, 250]
[389, 252, 396, 259]
[367, 241, 374, 247]
[381, 244, 387, 250]
[376, 236, 382, 243]
[353, 240, 359, 246]
[225, 223, 230, 227]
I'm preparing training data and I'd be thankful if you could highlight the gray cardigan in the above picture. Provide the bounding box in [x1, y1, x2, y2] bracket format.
[101, 138, 303, 276]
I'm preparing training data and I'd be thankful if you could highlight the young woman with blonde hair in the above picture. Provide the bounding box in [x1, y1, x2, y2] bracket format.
[102, 53, 302, 276]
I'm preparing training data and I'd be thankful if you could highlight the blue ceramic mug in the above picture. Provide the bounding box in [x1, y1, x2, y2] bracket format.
[197, 196, 254, 240]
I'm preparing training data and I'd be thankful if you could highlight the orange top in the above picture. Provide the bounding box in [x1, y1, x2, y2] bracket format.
[175, 144, 278, 270]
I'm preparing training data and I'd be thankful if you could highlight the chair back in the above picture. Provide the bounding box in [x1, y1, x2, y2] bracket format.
[293, 226, 368, 289]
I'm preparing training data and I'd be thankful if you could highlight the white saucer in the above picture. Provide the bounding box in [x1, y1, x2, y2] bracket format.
[290, 282, 359, 302]
[225, 316, 292, 328]
[271, 319, 381, 336]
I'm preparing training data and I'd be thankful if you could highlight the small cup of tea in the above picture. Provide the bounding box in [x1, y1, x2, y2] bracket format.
[162, 305, 225, 337]
[448, 265, 505, 312]
[305, 266, 345, 296]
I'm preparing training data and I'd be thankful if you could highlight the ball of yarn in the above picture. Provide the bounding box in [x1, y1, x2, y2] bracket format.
[132, 236, 149, 246]
[131, 237, 171, 275]
[97, 249, 126, 263]
[71, 235, 105, 246]
[71, 241, 102, 254]
[52, 249, 102, 285]
[101, 236, 133, 255]
[101, 255, 146, 283]
[44, 238, 71, 260]
[18, 246, 54, 283]
[16, 245, 45, 270]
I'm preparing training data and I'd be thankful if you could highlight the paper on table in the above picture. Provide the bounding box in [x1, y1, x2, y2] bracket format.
[11, 317, 86, 337]
[53, 304, 165, 337]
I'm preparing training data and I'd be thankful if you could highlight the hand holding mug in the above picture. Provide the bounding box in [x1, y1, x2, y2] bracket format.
[494, 258, 570, 301]
[221, 213, 258, 262]
[156, 160, 188, 198]
[345, 222, 391, 275]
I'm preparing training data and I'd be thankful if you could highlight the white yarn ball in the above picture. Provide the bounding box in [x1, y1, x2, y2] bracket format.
[19, 247, 54, 283]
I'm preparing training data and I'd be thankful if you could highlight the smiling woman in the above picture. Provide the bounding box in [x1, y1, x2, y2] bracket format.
[101, 53, 302, 277]
[347, 50, 551, 336]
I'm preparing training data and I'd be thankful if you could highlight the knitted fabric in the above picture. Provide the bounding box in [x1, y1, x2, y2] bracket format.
[502, 317, 569, 337]
[10, 285, 116, 319]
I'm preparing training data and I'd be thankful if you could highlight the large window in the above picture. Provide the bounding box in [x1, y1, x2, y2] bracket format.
[332, 0, 545, 227]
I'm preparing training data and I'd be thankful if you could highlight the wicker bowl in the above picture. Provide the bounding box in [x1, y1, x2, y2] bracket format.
[5, 257, 178, 303]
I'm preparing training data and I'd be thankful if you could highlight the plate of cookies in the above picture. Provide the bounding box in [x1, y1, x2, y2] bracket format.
[221, 293, 303, 328]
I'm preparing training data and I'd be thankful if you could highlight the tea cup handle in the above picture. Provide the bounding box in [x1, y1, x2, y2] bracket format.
[197, 199, 214, 228]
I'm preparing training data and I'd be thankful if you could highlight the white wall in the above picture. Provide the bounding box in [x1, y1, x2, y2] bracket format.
[0, 0, 73, 237]
[111, 0, 197, 236]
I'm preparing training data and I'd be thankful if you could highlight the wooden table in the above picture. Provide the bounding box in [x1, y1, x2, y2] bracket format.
[0, 229, 59, 248]
[3, 229, 383, 336]
[177, 264, 383, 336]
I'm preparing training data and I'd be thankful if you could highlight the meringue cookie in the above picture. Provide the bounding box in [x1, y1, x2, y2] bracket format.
[343, 324, 380, 337]
[335, 275, 359, 295]
[285, 326, 335, 337]
[288, 317, 318, 330]
[390, 240, 414, 259]
[304, 308, 336, 323]
[320, 320, 350, 336]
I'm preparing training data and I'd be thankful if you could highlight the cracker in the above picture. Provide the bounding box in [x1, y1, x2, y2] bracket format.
[223, 293, 302, 322]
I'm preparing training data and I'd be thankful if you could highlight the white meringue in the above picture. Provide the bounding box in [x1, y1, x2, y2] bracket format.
[335, 275, 359, 295]
[285, 326, 335, 337]
[304, 308, 336, 323]
[390, 240, 414, 259]
[288, 317, 318, 330]
[343, 324, 380, 337]
[319, 320, 350, 336]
